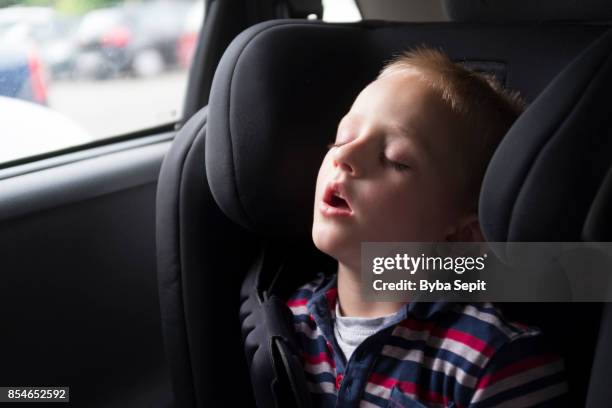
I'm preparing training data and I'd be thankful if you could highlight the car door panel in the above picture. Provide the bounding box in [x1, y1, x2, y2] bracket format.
[0, 136, 173, 407]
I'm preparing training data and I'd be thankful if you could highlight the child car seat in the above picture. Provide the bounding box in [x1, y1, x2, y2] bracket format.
[157, 15, 612, 408]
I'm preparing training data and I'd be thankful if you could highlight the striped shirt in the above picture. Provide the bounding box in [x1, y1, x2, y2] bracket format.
[286, 273, 568, 408]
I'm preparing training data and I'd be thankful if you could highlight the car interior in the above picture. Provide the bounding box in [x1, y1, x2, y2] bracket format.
[2, 0, 612, 407]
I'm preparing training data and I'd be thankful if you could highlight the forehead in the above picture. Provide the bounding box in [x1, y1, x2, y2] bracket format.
[345, 72, 463, 155]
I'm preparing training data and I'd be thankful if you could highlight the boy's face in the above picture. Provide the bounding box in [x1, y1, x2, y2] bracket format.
[312, 71, 471, 265]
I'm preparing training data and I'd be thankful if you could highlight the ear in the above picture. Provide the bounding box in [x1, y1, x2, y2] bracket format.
[445, 214, 485, 242]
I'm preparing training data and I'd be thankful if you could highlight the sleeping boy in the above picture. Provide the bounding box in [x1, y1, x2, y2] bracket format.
[287, 49, 567, 407]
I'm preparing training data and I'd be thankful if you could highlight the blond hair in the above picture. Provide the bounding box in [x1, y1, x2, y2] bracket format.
[379, 48, 525, 211]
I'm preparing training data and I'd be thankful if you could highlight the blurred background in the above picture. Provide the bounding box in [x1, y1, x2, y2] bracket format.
[0, 0, 359, 164]
[0, 0, 204, 163]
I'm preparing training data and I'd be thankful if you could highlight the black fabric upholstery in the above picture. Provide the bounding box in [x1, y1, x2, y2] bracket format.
[584, 164, 612, 241]
[480, 29, 612, 243]
[156, 108, 258, 407]
[207, 19, 609, 238]
[586, 303, 612, 408]
[159, 18, 612, 408]
[444, 0, 612, 23]
[476, 29, 612, 408]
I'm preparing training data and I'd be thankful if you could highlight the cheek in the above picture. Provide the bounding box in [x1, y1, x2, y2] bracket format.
[357, 183, 411, 227]
[315, 155, 333, 194]
[363, 183, 448, 238]
[374, 190, 413, 221]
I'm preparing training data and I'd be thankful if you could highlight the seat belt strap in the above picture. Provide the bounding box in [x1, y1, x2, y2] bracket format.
[240, 246, 313, 408]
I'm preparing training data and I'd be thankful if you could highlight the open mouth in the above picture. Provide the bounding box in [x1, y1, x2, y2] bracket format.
[321, 183, 353, 216]
[327, 193, 350, 209]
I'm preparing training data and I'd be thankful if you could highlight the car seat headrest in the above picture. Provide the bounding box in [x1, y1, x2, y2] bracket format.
[206, 19, 612, 241]
[480, 29, 612, 242]
[444, 0, 612, 22]
[206, 21, 382, 237]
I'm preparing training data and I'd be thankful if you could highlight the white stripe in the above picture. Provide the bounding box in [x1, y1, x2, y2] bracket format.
[382, 345, 478, 388]
[364, 382, 394, 400]
[392, 326, 490, 368]
[471, 359, 565, 402]
[289, 305, 309, 315]
[486, 381, 568, 408]
[359, 401, 382, 408]
[382, 345, 425, 365]
[307, 380, 336, 394]
[298, 275, 326, 292]
[459, 304, 517, 338]
[365, 381, 447, 408]
[459, 304, 540, 340]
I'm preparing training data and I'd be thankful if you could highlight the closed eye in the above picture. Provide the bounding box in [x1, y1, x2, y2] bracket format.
[327, 141, 346, 150]
[380, 153, 410, 171]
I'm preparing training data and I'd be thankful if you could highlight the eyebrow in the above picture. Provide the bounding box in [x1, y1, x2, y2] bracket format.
[392, 122, 416, 139]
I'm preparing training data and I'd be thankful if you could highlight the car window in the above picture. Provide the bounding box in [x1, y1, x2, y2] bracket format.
[0, 0, 204, 165]
[322, 0, 361, 22]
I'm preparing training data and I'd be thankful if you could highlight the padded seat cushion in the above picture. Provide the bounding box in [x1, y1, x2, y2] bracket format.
[206, 19, 609, 239]
[481, 29, 612, 243]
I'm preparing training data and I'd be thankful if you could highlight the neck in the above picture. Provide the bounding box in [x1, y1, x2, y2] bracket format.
[336, 261, 406, 318]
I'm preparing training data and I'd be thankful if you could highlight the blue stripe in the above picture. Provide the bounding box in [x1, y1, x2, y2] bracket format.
[310, 392, 337, 407]
[480, 335, 548, 368]
[286, 276, 566, 408]
[293, 313, 317, 327]
[372, 354, 475, 399]
[472, 371, 567, 408]
[386, 332, 484, 377]
[289, 288, 315, 300]
[295, 332, 330, 355]
[454, 303, 526, 337]
[304, 370, 336, 384]
[361, 390, 388, 407]
[422, 310, 515, 351]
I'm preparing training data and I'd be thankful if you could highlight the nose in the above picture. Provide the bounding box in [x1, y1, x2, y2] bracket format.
[331, 141, 362, 176]
[333, 154, 354, 174]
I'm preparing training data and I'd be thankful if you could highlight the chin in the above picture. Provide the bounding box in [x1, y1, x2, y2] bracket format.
[312, 223, 358, 263]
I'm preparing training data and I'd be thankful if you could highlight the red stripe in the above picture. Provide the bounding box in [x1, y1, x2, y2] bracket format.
[287, 298, 308, 307]
[477, 354, 559, 389]
[368, 373, 451, 405]
[398, 318, 429, 331]
[336, 373, 344, 390]
[369, 372, 402, 390]
[303, 351, 336, 368]
[400, 318, 495, 357]
[325, 288, 338, 309]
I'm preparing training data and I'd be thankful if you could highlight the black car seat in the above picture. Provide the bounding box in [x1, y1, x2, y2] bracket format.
[584, 165, 612, 408]
[478, 27, 612, 408]
[156, 15, 612, 408]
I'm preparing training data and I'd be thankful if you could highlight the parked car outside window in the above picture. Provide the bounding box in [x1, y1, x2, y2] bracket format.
[0, 0, 203, 166]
